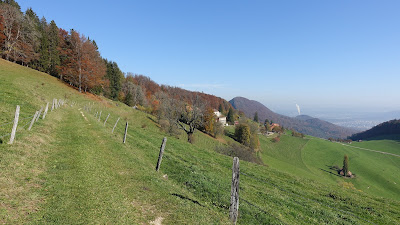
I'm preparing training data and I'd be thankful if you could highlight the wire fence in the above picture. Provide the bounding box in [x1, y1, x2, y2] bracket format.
[0, 99, 66, 143]
[82, 102, 384, 224]
[0, 115, 36, 139]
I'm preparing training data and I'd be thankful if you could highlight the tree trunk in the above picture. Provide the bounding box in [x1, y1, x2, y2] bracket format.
[79, 65, 82, 93]
[187, 132, 194, 144]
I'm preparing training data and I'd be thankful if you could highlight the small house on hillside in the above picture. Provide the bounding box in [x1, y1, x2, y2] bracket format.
[214, 110, 227, 126]
[270, 123, 280, 130]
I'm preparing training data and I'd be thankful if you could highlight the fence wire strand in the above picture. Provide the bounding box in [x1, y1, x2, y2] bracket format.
[0, 114, 34, 128]
[240, 171, 376, 225]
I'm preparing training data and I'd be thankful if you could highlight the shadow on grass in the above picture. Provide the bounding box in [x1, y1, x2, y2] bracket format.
[147, 116, 158, 125]
[319, 165, 341, 177]
[224, 130, 235, 140]
[171, 193, 203, 207]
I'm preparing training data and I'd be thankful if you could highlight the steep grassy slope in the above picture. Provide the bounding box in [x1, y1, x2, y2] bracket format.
[259, 133, 400, 200]
[1, 59, 400, 224]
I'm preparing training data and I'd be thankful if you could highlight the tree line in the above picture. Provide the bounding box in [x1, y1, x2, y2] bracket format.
[349, 119, 400, 141]
[0, 0, 243, 144]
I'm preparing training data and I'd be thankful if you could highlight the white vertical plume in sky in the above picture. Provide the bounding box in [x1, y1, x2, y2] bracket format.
[296, 104, 301, 115]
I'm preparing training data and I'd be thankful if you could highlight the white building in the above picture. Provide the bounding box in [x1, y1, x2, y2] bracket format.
[214, 110, 227, 126]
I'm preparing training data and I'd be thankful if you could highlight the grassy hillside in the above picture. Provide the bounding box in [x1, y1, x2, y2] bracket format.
[259, 133, 400, 200]
[1, 59, 400, 224]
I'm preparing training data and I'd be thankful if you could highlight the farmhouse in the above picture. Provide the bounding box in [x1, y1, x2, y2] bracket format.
[270, 123, 280, 130]
[214, 110, 227, 126]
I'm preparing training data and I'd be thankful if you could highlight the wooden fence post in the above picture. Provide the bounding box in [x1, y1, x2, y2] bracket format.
[9, 105, 20, 144]
[156, 137, 167, 171]
[123, 122, 128, 143]
[36, 107, 43, 122]
[112, 117, 120, 133]
[28, 111, 39, 131]
[230, 157, 240, 224]
[43, 102, 49, 119]
[98, 111, 102, 122]
[104, 114, 110, 126]
[51, 99, 55, 111]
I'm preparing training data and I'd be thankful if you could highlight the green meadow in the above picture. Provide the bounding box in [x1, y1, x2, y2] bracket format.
[1, 59, 399, 224]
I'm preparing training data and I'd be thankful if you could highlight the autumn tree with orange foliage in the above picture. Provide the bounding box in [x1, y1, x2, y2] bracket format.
[203, 108, 216, 136]
[0, 7, 6, 51]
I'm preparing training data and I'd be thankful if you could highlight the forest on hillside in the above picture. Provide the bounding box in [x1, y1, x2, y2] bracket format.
[349, 119, 400, 140]
[0, 0, 232, 114]
[1, 0, 253, 145]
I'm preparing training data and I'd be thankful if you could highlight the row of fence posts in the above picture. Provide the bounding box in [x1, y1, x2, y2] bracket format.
[83, 103, 240, 223]
[89, 106, 130, 144]
[7, 98, 66, 144]
[151, 134, 239, 223]
[153, 137, 239, 224]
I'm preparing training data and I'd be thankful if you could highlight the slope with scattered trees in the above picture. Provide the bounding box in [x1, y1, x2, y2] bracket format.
[229, 96, 356, 139]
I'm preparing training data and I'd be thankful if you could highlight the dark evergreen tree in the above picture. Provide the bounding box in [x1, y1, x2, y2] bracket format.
[218, 103, 224, 114]
[38, 17, 50, 72]
[48, 20, 60, 76]
[105, 60, 124, 99]
[343, 155, 349, 176]
[253, 112, 259, 122]
[227, 107, 234, 123]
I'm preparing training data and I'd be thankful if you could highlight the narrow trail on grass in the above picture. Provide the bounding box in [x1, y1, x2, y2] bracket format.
[306, 136, 400, 158]
[31, 107, 146, 224]
[340, 143, 400, 158]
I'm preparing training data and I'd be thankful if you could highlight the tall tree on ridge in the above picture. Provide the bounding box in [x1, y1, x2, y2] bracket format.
[0, 3, 23, 61]
[48, 20, 60, 76]
[104, 60, 123, 99]
[38, 17, 50, 72]
[57, 28, 71, 82]
[254, 112, 259, 123]
[22, 7, 41, 67]
[227, 107, 234, 124]
[343, 155, 349, 176]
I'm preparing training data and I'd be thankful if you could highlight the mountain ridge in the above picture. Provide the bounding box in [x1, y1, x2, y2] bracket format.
[229, 96, 356, 139]
[349, 119, 400, 141]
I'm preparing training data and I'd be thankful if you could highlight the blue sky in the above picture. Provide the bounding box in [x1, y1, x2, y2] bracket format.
[17, 0, 400, 115]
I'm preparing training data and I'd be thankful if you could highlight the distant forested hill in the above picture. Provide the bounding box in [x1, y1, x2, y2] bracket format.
[229, 96, 356, 139]
[349, 119, 400, 140]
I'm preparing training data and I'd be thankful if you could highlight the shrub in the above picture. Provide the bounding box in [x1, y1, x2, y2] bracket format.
[213, 121, 224, 138]
[271, 136, 280, 143]
[234, 124, 251, 146]
[215, 142, 264, 165]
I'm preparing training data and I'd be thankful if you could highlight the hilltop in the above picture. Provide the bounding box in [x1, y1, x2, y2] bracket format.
[229, 96, 356, 139]
[350, 119, 400, 141]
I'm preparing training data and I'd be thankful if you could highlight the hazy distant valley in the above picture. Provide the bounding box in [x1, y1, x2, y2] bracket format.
[275, 109, 400, 131]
